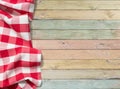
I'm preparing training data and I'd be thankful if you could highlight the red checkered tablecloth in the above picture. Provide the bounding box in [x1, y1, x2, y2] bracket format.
[0, 0, 42, 89]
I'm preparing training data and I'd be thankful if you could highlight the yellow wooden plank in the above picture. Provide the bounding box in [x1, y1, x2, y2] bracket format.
[34, 10, 120, 20]
[42, 59, 120, 69]
[42, 70, 120, 79]
[36, 0, 120, 10]
[32, 40, 120, 50]
[42, 50, 120, 60]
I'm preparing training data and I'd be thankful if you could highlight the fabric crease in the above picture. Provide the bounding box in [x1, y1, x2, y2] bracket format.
[0, 0, 41, 89]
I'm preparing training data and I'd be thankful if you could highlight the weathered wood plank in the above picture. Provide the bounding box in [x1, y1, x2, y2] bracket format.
[42, 70, 120, 79]
[36, 0, 120, 10]
[32, 30, 120, 39]
[42, 59, 120, 69]
[34, 10, 120, 20]
[33, 40, 120, 49]
[42, 50, 120, 60]
[38, 80, 120, 89]
[32, 20, 120, 30]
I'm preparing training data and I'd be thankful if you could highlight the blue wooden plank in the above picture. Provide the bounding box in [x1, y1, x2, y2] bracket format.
[38, 80, 120, 89]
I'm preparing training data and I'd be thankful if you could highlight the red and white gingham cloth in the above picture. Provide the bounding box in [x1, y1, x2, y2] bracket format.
[0, 0, 41, 89]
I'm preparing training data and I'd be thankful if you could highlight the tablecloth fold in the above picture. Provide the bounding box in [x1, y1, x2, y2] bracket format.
[0, 0, 42, 89]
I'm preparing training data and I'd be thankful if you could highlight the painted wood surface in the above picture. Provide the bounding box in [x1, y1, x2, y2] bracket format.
[34, 10, 120, 20]
[34, 0, 120, 88]
[32, 30, 120, 39]
[38, 80, 120, 89]
[42, 59, 120, 69]
[36, 0, 120, 10]
[42, 70, 120, 79]
[33, 40, 120, 49]
[42, 50, 120, 60]
[32, 20, 120, 30]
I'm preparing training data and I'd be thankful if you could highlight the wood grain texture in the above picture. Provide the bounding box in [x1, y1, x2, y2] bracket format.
[36, 0, 120, 10]
[38, 80, 120, 89]
[32, 20, 120, 30]
[42, 70, 120, 79]
[42, 50, 120, 60]
[33, 40, 120, 49]
[42, 59, 120, 69]
[35, 0, 120, 88]
[32, 30, 120, 40]
[34, 10, 120, 20]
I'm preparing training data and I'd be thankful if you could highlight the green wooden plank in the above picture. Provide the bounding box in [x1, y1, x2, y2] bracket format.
[38, 80, 120, 89]
[32, 20, 120, 30]
[32, 30, 120, 39]
[42, 70, 120, 79]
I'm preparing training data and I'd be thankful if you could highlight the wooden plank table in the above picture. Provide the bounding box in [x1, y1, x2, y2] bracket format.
[33, 0, 120, 89]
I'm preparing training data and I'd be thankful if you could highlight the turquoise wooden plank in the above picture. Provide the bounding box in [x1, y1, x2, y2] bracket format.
[32, 20, 120, 30]
[38, 80, 120, 89]
[32, 30, 120, 39]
